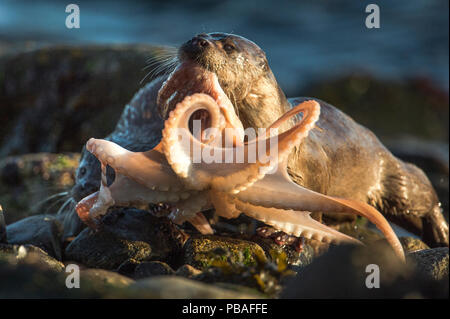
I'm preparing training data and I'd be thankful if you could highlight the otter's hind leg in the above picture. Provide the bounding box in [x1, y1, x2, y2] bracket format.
[379, 161, 448, 248]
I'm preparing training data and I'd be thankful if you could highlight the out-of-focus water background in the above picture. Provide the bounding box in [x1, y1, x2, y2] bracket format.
[0, 0, 448, 93]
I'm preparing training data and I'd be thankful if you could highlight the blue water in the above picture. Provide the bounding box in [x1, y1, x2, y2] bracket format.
[0, 0, 448, 94]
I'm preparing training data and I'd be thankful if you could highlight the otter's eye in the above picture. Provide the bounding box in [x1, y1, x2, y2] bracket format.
[223, 43, 235, 53]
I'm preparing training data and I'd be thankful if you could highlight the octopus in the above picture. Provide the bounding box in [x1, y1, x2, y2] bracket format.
[76, 62, 406, 261]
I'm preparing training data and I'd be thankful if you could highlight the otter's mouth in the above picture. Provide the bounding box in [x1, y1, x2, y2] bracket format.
[157, 61, 243, 137]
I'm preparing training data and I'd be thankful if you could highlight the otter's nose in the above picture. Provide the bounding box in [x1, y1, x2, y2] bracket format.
[191, 34, 210, 48]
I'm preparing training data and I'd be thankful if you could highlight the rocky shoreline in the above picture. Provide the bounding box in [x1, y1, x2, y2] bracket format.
[0, 46, 448, 298]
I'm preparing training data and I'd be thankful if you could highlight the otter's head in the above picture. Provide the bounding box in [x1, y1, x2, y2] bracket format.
[158, 33, 290, 129]
[179, 33, 269, 102]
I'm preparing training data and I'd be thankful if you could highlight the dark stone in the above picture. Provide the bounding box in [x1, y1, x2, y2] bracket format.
[134, 261, 175, 279]
[0, 244, 133, 298]
[65, 208, 185, 270]
[0, 243, 64, 272]
[0, 206, 6, 243]
[6, 214, 64, 259]
[116, 258, 141, 278]
[281, 242, 448, 298]
[80, 268, 134, 288]
[408, 247, 449, 281]
[175, 264, 202, 278]
[129, 276, 261, 299]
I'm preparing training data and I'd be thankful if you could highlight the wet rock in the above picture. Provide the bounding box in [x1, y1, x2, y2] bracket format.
[0, 244, 133, 298]
[6, 214, 63, 259]
[0, 243, 64, 272]
[81, 268, 135, 288]
[0, 255, 71, 298]
[129, 276, 261, 299]
[400, 237, 430, 253]
[116, 258, 141, 278]
[0, 153, 79, 224]
[408, 247, 449, 281]
[175, 264, 203, 278]
[336, 221, 384, 244]
[281, 241, 448, 298]
[183, 235, 267, 270]
[0, 45, 168, 158]
[0, 205, 6, 243]
[248, 234, 315, 270]
[134, 261, 175, 279]
[65, 208, 185, 270]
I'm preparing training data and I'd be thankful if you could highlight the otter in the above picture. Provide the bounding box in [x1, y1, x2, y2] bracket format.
[68, 33, 448, 248]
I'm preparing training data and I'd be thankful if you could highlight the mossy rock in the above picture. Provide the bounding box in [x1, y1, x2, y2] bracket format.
[183, 235, 267, 270]
[408, 247, 449, 281]
[65, 208, 185, 270]
[400, 237, 429, 253]
[0, 153, 79, 224]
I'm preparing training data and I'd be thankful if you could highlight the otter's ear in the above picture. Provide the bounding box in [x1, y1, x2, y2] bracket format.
[258, 58, 269, 72]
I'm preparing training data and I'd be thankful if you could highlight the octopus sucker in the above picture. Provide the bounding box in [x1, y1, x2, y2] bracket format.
[230, 194, 362, 245]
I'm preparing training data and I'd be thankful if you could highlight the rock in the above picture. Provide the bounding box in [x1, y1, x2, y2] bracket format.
[281, 242, 448, 298]
[0, 45, 168, 158]
[129, 276, 261, 299]
[336, 221, 384, 244]
[0, 244, 133, 298]
[6, 214, 63, 259]
[65, 208, 185, 269]
[175, 264, 203, 278]
[134, 261, 175, 279]
[0, 153, 79, 223]
[0, 205, 6, 243]
[116, 258, 141, 277]
[408, 247, 449, 281]
[183, 235, 267, 270]
[80, 268, 135, 288]
[0, 255, 70, 298]
[400, 237, 429, 253]
[0, 243, 64, 272]
[248, 234, 315, 270]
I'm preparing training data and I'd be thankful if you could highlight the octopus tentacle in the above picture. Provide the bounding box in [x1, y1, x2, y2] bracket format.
[235, 164, 405, 261]
[168, 191, 211, 224]
[162, 95, 320, 194]
[186, 212, 215, 235]
[232, 196, 361, 245]
[86, 138, 188, 192]
[209, 190, 242, 219]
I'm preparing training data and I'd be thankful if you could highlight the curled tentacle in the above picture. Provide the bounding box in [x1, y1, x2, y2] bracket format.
[162, 96, 320, 194]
